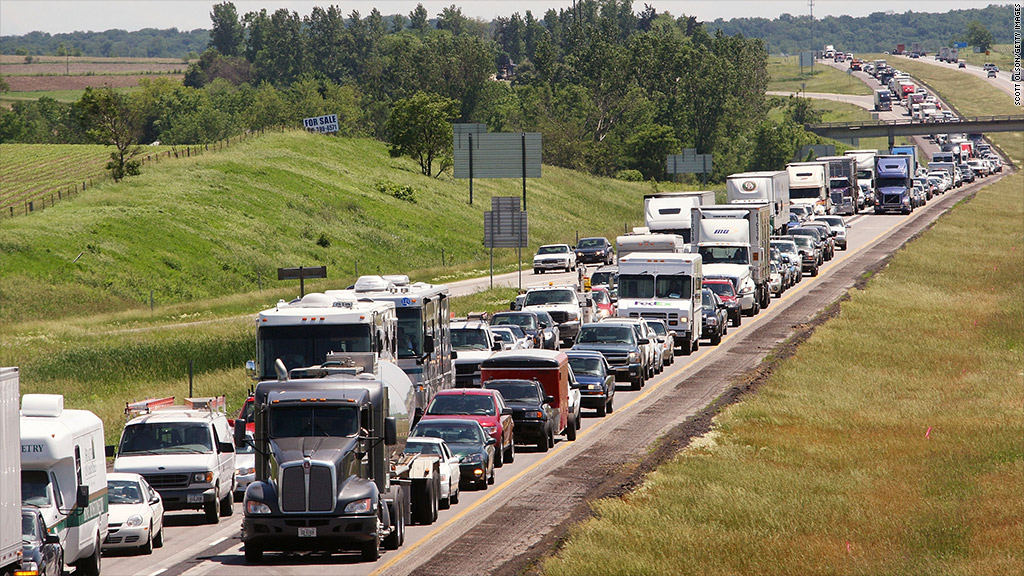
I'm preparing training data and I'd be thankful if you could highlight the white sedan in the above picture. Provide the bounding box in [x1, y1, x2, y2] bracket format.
[403, 437, 461, 508]
[104, 473, 164, 554]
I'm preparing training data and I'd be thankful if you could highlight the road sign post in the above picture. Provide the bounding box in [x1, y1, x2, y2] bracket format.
[277, 266, 327, 297]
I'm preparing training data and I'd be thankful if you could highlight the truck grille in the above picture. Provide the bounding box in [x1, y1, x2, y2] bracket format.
[455, 363, 480, 375]
[143, 473, 189, 489]
[281, 463, 335, 513]
[602, 353, 628, 366]
[548, 311, 570, 323]
[881, 193, 901, 205]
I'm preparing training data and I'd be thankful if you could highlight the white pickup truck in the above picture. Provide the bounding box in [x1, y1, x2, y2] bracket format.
[522, 285, 593, 347]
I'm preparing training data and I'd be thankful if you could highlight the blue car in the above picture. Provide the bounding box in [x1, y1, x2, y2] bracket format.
[566, 350, 616, 417]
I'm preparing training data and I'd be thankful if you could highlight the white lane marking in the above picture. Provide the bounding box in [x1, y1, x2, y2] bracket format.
[208, 536, 227, 547]
[148, 569, 167, 576]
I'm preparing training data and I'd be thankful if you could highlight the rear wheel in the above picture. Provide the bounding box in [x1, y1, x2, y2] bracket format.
[78, 535, 101, 576]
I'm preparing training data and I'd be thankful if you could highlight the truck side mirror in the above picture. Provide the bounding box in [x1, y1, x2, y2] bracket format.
[450, 350, 458, 360]
[234, 419, 246, 447]
[423, 335, 435, 354]
[492, 340, 503, 352]
[384, 417, 397, 446]
[105, 445, 116, 458]
[638, 338, 649, 345]
[76, 485, 89, 509]
[245, 360, 258, 381]
[45, 533, 60, 545]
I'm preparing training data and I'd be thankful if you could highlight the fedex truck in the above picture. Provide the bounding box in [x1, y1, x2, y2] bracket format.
[725, 171, 790, 234]
[616, 252, 703, 354]
[21, 394, 108, 576]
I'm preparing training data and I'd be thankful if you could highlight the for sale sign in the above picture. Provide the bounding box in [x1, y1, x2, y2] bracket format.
[303, 114, 339, 134]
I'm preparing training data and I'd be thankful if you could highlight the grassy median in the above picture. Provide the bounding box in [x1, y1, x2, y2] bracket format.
[544, 173, 1023, 575]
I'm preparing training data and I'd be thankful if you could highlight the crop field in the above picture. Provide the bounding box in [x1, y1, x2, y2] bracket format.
[1, 74, 181, 92]
[0, 54, 187, 75]
[0, 143, 178, 216]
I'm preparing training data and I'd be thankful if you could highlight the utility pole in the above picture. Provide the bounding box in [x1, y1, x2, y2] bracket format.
[808, 0, 814, 20]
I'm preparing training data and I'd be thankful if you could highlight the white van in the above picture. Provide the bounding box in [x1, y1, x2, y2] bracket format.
[112, 397, 235, 524]
[20, 394, 107, 576]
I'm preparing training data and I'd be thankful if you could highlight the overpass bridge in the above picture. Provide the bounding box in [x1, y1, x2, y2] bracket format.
[805, 115, 1024, 148]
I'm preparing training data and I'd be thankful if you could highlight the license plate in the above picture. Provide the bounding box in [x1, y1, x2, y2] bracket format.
[187, 494, 203, 504]
[298, 527, 316, 538]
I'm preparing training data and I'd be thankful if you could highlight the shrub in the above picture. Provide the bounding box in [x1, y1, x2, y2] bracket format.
[616, 169, 643, 182]
[375, 179, 417, 203]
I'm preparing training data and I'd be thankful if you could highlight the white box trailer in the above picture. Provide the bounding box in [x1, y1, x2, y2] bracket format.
[1, 368, 22, 574]
[786, 162, 830, 215]
[616, 253, 703, 354]
[21, 394, 107, 576]
[691, 204, 772, 316]
[643, 191, 716, 243]
[725, 171, 790, 234]
[844, 149, 878, 199]
[616, 229, 688, 261]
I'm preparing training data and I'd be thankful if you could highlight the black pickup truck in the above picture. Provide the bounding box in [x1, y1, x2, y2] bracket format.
[483, 379, 559, 451]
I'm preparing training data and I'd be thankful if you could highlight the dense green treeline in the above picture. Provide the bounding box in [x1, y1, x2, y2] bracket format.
[0, 27, 208, 59]
[0, 1, 832, 182]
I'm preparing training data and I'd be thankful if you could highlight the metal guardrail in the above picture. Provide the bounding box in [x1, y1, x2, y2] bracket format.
[806, 115, 1024, 131]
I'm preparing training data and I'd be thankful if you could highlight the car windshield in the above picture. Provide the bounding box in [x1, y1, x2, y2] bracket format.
[590, 271, 615, 285]
[790, 229, 821, 241]
[702, 290, 716, 307]
[21, 512, 41, 542]
[568, 357, 604, 376]
[704, 282, 735, 298]
[451, 328, 490, 350]
[524, 289, 576, 306]
[591, 290, 610, 304]
[698, 246, 749, 265]
[108, 479, 146, 505]
[537, 245, 568, 255]
[404, 441, 443, 456]
[412, 423, 484, 445]
[578, 325, 634, 344]
[792, 236, 814, 249]
[119, 422, 213, 454]
[496, 325, 525, 338]
[268, 405, 359, 438]
[492, 313, 537, 330]
[577, 238, 605, 249]
[648, 322, 667, 336]
[772, 241, 798, 255]
[485, 381, 541, 403]
[427, 394, 495, 416]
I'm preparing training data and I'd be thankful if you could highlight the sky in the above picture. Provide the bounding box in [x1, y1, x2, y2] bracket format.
[0, 1, 1009, 36]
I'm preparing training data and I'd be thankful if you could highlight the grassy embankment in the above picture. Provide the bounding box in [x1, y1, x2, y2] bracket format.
[544, 168, 1024, 576]
[768, 56, 872, 96]
[862, 53, 1023, 168]
[0, 129, 664, 442]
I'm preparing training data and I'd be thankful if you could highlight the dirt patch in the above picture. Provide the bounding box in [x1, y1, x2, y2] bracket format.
[3, 74, 183, 91]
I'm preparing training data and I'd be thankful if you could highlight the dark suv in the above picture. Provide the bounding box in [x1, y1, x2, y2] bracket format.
[574, 237, 614, 265]
[571, 322, 647, 390]
[483, 379, 558, 451]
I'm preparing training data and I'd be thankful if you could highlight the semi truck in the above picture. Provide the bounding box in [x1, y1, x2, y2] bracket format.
[691, 204, 772, 316]
[239, 355, 442, 562]
[615, 253, 703, 354]
[725, 171, 790, 234]
[873, 89, 892, 111]
[1, 368, 21, 576]
[643, 191, 716, 243]
[20, 394, 107, 576]
[786, 162, 830, 215]
[890, 145, 919, 176]
[874, 155, 914, 214]
[845, 149, 878, 204]
[818, 156, 859, 215]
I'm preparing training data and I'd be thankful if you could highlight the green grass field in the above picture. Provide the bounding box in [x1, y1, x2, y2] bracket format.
[951, 43, 1015, 72]
[543, 170, 1024, 576]
[768, 56, 872, 96]
[0, 89, 93, 104]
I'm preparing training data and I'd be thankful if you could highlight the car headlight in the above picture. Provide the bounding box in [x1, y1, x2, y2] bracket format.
[707, 317, 717, 325]
[587, 383, 598, 390]
[678, 317, 687, 323]
[19, 560, 38, 573]
[193, 471, 213, 483]
[525, 410, 544, 419]
[577, 252, 583, 257]
[344, 498, 373, 514]
[628, 351, 639, 362]
[237, 467, 255, 476]
[482, 424, 498, 435]
[246, 500, 271, 514]
[125, 514, 144, 528]
[461, 452, 484, 464]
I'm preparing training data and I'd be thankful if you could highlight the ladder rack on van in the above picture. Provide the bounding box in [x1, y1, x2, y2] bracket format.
[185, 396, 227, 413]
[124, 396, 175, 417]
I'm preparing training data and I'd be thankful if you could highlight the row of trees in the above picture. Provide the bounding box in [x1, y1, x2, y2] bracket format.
[1, 28, 207, 59]
[1, 1, 834, 182]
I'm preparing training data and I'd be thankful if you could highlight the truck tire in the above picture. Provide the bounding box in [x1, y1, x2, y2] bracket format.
[631, 374, 642, 390]
[205, 490, 220, 524]
[538, 433, 549, 452]
[597, 401, 607, 417]
[565, 415, 577, 441]
[77, 534, 102, 576]
[711, 330, 722, 346]
[244, 543, 263, 563]
[383, 499, 405, 550]
[412, 480, 437, 525]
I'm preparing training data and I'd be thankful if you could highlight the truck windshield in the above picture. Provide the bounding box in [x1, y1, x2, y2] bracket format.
[568, 357, 603, 376]
[258, 324, 372, 379]
[790, 187, 823, 199]
[698, 246, 749, 265]
[119, 422, 213, 454]
[269, 405, 359, 438]
[21, 470, 52, 507]
[491, 313, 537, 331]
[577, 325, 634, 344]
[451, 328, 490, 350]
[655, 275, 692, 299]
[618, 275, 654, 298]
[524, 290, 576, 306]
[397, 308, 423, 359]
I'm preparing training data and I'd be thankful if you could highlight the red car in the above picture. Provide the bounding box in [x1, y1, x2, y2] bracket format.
[233, 395, 255, 434]
[420, 389, 516, 467]
[703, 278, 742, 328]
[590, 286, 616, 319]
